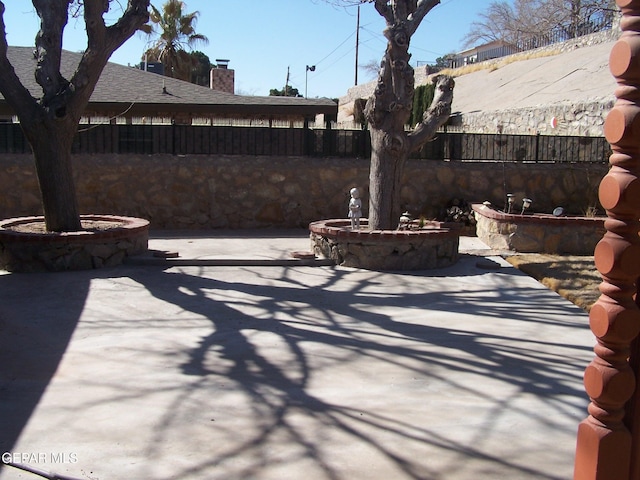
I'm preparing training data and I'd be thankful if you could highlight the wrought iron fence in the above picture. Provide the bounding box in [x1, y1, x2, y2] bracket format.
[0, 123, 609, 163]
[416, 132, 610, 163]
[516, 14, 615, 51]
[449, 14, 615, 69]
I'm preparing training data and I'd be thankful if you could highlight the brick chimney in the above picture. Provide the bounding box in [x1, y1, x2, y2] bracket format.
[210, 59, 234, 94]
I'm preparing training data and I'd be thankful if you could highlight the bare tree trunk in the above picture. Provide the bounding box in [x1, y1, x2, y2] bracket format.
[363, 0, 454, 230]
[368, 128, 407, 229]
[0, 1, 150, 232]
[25, 121, 81, 232]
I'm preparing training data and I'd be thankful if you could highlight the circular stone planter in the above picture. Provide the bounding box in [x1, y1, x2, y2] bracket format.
[0, 215, 149, 272]
[309, 219, 460, 271]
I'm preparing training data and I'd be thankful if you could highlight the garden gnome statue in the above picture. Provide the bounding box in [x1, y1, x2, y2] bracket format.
[348, 187, 362, 230]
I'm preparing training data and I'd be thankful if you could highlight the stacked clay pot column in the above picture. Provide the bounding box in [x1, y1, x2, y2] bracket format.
[574, 1, 640, 479]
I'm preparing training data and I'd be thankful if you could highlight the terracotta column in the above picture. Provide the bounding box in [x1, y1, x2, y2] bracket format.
[574, 1, 640, 479]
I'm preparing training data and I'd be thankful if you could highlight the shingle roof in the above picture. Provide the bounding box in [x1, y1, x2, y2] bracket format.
[0, 46, 337, 119]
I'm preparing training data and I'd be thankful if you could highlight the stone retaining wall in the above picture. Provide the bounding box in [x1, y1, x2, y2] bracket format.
[455, 28, 620, 133]
[472, 203, 605, 254]
[457, 100, 614, 137]
[0, 154, 608, 230]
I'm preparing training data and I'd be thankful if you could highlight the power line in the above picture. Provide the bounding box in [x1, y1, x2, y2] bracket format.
[313, 31, 356, 67]
[287, 29, 358, 90]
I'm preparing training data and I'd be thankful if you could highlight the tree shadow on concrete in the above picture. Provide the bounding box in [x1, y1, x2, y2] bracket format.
[122, 257, 592, 480]
[0, 270, 89, 466]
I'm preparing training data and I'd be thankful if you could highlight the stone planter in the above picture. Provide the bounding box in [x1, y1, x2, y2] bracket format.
[0, 215, 149, 272]
[472, 203, 605, 255]
[309, 219, 460, 271]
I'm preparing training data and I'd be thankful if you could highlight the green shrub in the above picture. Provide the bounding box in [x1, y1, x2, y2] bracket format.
[409, 83, 435, 127]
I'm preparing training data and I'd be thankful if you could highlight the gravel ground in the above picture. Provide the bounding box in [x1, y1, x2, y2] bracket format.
[506, 254, 601, 312]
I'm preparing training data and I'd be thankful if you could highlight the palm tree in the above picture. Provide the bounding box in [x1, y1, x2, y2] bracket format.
[144, 0, 208, 81]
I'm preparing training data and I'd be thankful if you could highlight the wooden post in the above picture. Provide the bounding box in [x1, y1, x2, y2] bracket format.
[628, 332, 640, 478]
[574, 1, 640, 479]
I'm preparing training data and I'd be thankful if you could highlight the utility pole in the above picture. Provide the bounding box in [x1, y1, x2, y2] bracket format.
[285, 66, 290, 97]
[355, 4, 360, 86]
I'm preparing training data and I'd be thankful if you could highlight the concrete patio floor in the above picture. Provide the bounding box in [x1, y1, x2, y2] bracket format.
[0, 230, 594, 480]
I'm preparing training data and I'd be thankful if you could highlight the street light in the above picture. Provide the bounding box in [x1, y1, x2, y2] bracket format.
[305, 65, 316, 98]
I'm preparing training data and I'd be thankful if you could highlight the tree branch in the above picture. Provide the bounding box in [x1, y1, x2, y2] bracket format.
[33, 0, 70, 105]
[84, 0, 109, 52]
[104, 0, 150, 53]
[406, 0, 440, 37]
[67, 0, 149, 117]
[0, 1, 40, 121]
[407, 74, 454, 152]
[374, 0, 394, 24]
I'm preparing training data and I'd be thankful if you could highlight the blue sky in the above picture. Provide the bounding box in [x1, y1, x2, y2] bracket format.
[2, 0, 496, 99]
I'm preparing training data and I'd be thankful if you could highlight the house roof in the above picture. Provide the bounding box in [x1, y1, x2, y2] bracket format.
[455, 40, 518, 58]
[0, 46, 338, 121]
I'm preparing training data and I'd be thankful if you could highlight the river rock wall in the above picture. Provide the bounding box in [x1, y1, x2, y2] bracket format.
[0, 154, 608, 230]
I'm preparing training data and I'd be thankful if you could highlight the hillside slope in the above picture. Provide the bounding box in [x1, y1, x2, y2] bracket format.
[340, 38, 618, 135]
[451, 41, 615, 116]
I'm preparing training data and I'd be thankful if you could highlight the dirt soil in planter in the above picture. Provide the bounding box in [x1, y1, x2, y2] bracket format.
[6, 220, 125, 234]
[506, 254, 602, 312]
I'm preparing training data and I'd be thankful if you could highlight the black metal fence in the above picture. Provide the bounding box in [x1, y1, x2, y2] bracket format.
[0, 123, 610, 163]
[417, 131, 610, 163]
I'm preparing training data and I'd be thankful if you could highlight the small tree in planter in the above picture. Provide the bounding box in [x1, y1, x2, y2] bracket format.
[0, 1, 150, 232]
[325, 0, 454, 230]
